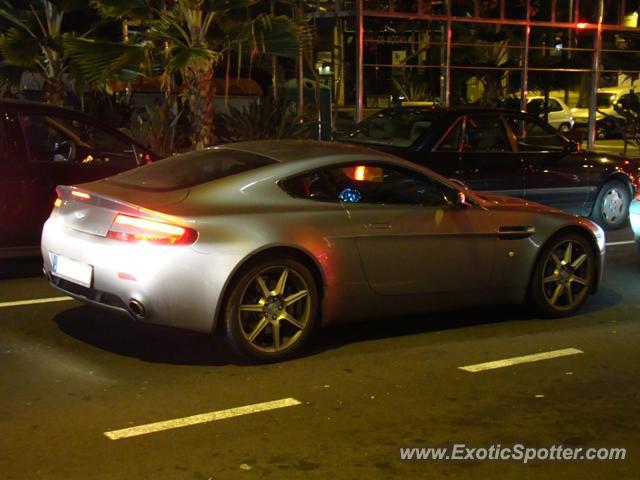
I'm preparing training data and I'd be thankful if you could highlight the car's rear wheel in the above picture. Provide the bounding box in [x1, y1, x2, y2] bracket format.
[224, 258, 318, 362]
[529, 233, 594, 318]
[591, 179, 630, 230]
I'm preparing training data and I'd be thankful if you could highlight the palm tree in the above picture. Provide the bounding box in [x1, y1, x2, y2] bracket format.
[65, 0, 305, 149]
[0, 0, 89, 105]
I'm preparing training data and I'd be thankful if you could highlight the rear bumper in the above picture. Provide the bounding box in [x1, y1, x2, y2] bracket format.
[41, 217, 233, 333]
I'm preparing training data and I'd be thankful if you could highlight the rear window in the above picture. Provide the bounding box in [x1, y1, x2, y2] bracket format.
[337, 109, 443, 148]
[108, 148, 275, 191]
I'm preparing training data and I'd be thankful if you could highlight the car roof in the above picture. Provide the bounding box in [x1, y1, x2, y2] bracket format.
[217, 139, 395, 163]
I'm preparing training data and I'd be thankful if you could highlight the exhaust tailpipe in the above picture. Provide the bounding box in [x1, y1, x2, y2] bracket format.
[128, 299, 146, 318]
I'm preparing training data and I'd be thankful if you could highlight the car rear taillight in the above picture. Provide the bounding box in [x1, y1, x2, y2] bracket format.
[54, 197, 62, 208]
[144, 153, 153, 165]
[107, 214, 197, 246]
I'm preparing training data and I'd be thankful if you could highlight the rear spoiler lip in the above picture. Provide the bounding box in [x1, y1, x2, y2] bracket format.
[55, 185, 167, 221]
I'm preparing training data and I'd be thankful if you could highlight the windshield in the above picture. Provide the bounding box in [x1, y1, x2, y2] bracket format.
[577, 93, 616, 109]
[108, 148, 275, 191]
[337, 109, 442, 148]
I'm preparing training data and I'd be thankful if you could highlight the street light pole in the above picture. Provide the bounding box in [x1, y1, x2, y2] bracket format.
[587, 0, 604, 151]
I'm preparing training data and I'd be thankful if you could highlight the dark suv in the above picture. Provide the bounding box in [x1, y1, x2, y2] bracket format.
[337, 107, 639, 230]
[0, 99, 155, 257]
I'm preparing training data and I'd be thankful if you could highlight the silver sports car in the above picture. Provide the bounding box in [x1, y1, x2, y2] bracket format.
[42, 140, 605, 361]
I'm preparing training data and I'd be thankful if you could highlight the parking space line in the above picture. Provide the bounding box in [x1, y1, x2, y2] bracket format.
[605, 240, 635, 247]
[0, 296, 74, 308]
[459, 348, 584, 373]
[104, 397, 302, 440]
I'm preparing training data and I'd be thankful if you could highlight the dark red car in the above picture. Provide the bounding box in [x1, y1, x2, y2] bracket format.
[0, 99, 156, 258]
[338, 107, 640, 230]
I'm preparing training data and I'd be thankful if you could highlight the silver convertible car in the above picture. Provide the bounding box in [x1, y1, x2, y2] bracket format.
[42, 141, 605, 361]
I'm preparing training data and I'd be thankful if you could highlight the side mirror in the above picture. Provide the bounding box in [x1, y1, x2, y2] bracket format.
[564, 140, 580, 153]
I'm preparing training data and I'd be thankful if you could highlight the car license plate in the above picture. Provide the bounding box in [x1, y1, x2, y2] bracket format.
[52, 254, 93, 288]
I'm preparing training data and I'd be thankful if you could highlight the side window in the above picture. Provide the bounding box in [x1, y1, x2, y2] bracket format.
[463, 115, 512, 152]
[508, 116, 567, 151]
[21, 114, 137, 167]
[280, 170, 336, 202]
[548, 99, 563, 112]
[281, 163, 448, 206]
[435, 119, 462, 152]
[327, 163, 446, 206]
[21, 114, 73, 162]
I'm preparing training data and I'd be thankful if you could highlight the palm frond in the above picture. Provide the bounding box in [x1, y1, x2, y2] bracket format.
[63, 34, 151, 83]
[0, 28, 41, 67]
[90, 0, 154, 19]
[206, 0, 256, 12]
[0, 6, 38, 38]
[238, 14, 302, 59]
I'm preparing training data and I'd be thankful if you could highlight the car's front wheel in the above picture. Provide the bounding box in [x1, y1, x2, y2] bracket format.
[224, 257, 318, 362]
[529, 233, 595, 318]
[591, 179, 630, 230]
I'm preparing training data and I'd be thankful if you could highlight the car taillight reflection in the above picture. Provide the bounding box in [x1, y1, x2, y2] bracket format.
[107, 214, 197, 245]
[71, 190, 91, 200]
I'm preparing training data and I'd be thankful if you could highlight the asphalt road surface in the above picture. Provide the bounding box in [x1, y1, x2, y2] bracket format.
[1, 227, 639, 479]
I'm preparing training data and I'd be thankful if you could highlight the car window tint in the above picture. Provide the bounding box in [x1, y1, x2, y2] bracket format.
[435, 119, 462, 152]
[109, 148, 275, 191]
[21, 114, 72, 162]
[548, 99, 563, 112]
[21, 114, 136, 167]
[508, 116, 566, 151]
[463, 116, 511, 152]
[337, 109, 441, 148]
[59, 117, 136, 167]
[325, 163, 446, 206]
[280, 170, 336, 202]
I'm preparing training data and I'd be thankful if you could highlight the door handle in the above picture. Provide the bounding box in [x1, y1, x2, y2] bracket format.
[366, 222, 392, 230]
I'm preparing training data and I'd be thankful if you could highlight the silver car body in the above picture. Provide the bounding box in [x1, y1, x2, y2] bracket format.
[41, 141, 605, 334]
[527, 96, 575, 130]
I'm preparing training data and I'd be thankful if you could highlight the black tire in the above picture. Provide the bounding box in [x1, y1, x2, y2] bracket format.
[224, 257, 318, 362]
[529, 233, 595, 318]
[590, 179, 630, 230]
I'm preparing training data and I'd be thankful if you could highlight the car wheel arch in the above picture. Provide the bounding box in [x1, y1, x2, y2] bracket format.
[526, 226, 601, 300]
[211, 244, 326, 336]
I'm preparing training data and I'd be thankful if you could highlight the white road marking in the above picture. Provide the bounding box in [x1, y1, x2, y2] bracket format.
[0, 296, 74, 308]
[605, 240, 635, 247]
[459, 348, 584, 373]
[104, 397, 302, 440]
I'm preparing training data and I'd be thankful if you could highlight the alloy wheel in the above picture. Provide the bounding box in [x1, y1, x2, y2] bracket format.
[237, 266, 311, 353]
[540, 239, 592, 312]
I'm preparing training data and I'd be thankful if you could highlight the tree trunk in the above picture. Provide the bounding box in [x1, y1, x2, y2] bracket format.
[186, 66, 216, 149]
[43, 75, 65, 106]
